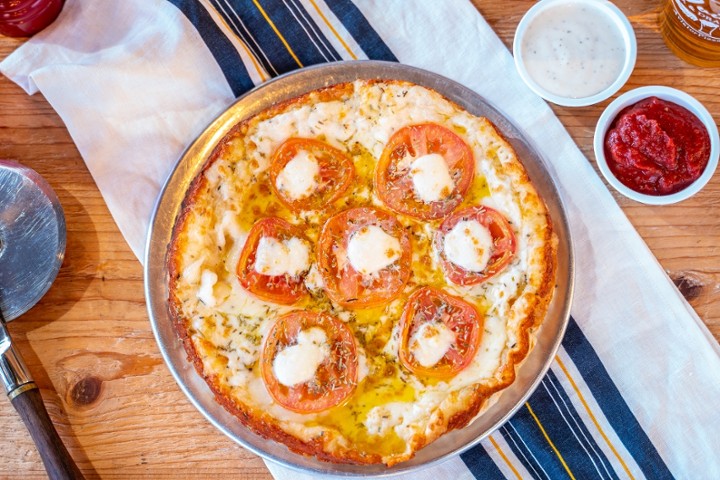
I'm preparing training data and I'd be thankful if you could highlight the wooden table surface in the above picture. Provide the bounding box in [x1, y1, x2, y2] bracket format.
[0, 1, 718, 478]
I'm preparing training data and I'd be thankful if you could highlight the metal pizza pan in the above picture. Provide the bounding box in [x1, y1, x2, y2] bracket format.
[144, 61, 574, 477]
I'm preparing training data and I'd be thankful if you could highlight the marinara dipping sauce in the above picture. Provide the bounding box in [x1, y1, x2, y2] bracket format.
[604, 96, 711, 196]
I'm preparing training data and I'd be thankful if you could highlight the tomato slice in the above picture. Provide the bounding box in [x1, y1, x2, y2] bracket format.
[435, 206, 516, 286]
[269, 138, 355, 212]
[261, 311, 358, 413]
[236, 217, 310, 305]
[317, 207, 412, 309]
[375, 123, 474, 220]
[399, 287, 482, 378]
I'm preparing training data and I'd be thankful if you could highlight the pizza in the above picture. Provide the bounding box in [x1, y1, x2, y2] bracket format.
[167, 79, 557, 466]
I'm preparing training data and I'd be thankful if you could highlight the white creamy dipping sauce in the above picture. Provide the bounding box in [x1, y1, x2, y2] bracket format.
[520, 3, 627, 98]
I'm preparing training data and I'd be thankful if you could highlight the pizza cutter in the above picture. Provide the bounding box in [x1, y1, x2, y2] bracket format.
[0, 160, 83, 479]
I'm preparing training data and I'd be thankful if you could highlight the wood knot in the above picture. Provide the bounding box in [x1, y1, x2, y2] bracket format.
[670, 272, 705, 301]
[70, 376, 102, 407]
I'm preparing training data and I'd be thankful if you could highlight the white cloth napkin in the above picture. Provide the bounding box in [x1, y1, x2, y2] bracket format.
[3, 0, 720, 478]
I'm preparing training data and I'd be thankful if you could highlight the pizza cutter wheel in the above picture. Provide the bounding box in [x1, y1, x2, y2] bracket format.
[0, 160, 83, 479]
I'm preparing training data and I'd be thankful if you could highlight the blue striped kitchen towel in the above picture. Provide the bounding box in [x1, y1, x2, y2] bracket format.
[3, 1, 720, 478]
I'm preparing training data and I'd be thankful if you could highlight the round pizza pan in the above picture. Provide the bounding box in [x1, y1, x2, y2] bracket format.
[144, 61, 574, 476]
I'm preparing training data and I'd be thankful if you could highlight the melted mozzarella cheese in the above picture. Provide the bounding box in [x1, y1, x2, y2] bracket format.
[364, 394, 442, 438]
[275, 150, 320, 200]
[273, 327, 330, 386]
[250, 101, 356, 164]
[303, 263, 324, 292]
[364, 402, 407, 436]
[215, 211, 242, 249]
[409, 153, 454, 202]
[254, 236, 310, 276]
[409, 322, 456, 368]
[197, 270, 218, 307]
[183, 257, 204, 285]
[347, 225, 401, 275]
[443, 220, 494, 272]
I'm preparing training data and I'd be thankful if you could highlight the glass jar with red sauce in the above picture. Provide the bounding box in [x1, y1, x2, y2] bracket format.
[0, 0, 65, 37]
[603, 96, 712, 196]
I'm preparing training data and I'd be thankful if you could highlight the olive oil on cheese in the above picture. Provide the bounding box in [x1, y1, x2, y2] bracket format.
[313, 372, 415, 457]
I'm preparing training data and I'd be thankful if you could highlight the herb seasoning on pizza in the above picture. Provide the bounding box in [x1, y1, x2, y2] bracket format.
[167, 80, 557, 466]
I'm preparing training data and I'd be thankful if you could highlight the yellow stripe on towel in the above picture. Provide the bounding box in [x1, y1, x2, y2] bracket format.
[488, 434, 523, 479]
[251, 0, 304, 67]
[555, 355, 636, 480]
[526, 402, 577, 480]
[306, 0, 358, 60]
[198, 0, 269, 82]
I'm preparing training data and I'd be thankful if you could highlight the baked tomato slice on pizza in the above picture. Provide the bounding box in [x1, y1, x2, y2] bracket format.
[236, 217, 311, 304]
[261, 311, 358, 413]
[435, 205, 517, 286]
[375, 123, 474, 220]
[399, 286, 482, 378]
[269, 137, 355, 212]
[317, 207, 411, 308]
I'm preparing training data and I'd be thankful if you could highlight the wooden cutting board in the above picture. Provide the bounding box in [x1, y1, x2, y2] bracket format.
[0, 0, 717, 477]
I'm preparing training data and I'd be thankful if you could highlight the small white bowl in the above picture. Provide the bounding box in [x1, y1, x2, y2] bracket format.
[513, 0, 637, 107]
[593, 86, 719, 205]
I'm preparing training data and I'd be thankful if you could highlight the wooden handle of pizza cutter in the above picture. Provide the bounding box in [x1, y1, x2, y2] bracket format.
[10, 383, 85, 480]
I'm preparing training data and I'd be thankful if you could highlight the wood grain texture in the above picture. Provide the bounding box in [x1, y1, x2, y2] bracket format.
[11, 385, 84, 479]
[0, 0, 718, 477]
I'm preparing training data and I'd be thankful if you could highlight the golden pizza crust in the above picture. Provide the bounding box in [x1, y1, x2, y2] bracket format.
[167, 79, 557, 466]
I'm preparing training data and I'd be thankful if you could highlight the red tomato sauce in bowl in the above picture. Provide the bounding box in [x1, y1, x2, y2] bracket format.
[603, 96, 711, 195]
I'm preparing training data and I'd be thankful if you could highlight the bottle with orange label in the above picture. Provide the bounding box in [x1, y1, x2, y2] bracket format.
[660, 0, 720, 67]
